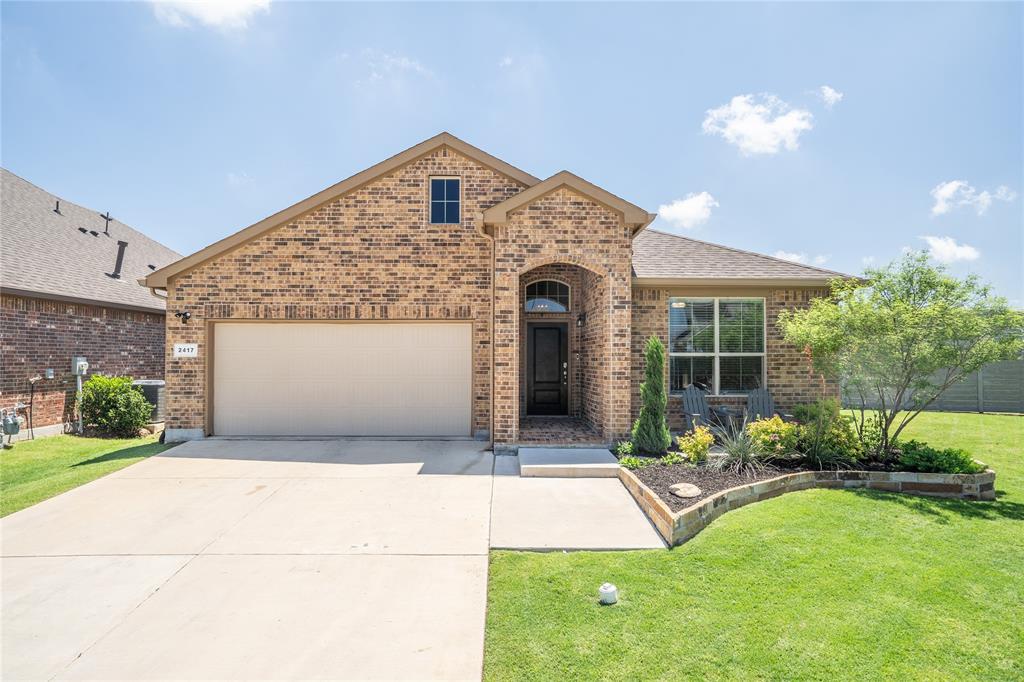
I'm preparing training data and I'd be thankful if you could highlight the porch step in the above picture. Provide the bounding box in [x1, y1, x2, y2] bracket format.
[518, 447, 620, 478]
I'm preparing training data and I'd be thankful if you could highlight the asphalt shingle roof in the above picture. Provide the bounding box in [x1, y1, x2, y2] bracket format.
[1, 169, 180, 312]
[631, 228, 849, 282]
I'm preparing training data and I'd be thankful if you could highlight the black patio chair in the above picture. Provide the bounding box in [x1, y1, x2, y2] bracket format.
[745, 388, 794, 422]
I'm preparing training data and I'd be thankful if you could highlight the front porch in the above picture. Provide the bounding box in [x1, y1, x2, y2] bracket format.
[516, 416, 606, 446]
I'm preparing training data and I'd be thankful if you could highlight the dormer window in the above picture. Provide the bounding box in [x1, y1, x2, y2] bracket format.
[525, 280, 570, 313]
[430, 177, 460, 224]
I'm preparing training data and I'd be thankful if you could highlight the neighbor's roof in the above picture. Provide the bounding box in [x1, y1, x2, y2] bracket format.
[1, 169, 181, 312]
[144, 132, 542, 288]
[632, 228, 849, 286]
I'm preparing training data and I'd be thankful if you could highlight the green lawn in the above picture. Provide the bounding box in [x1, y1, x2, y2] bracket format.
[484, 412, 1024, 681]
[0, 434, 172, 516]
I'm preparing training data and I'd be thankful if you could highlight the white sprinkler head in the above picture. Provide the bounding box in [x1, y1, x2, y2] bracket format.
[599, 582, 618, 605]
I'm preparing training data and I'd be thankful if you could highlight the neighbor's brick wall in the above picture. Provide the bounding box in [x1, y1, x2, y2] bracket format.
[493, 187, 633, 443]
[0, 293, 165, 428]
[631, 286, 837, 431]
[164, 147, 526, 435]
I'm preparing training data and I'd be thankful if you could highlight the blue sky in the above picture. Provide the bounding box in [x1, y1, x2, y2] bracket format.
[3, 1, 1021, 300]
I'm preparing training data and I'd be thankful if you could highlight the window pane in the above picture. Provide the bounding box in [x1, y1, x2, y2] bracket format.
[525, 281, 569, 312]
[669, 299, 714, 353]
[719, 356, 763, 394]
[719, 300, 764, 353]
[670, 356, 713, 393]
[430, 178, 445, 202]
[445, 178, 460, 201]
[430, 201, 446, 224]
[445, 199, 460, 224]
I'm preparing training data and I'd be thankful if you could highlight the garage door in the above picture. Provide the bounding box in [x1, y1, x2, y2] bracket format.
[212, 323, 472, 437]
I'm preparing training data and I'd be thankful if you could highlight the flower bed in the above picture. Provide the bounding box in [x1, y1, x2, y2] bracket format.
[619, 464, 997, 547]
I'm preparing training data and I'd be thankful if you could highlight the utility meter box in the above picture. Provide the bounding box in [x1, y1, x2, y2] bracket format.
[72, 356, 89, 376]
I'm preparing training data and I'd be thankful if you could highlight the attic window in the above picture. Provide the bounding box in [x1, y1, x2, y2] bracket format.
[429, 177, 460, 224]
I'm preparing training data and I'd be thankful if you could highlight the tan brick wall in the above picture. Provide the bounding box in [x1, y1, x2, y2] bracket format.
[631, 285, 838, 431]
[164, 147, 525, 435]
[493, 187, 633, 443]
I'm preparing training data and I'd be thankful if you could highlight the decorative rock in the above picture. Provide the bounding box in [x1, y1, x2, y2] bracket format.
[669, 482, 702, 499]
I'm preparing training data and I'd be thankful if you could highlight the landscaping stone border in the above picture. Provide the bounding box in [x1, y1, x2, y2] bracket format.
[619, 466, 997, 547]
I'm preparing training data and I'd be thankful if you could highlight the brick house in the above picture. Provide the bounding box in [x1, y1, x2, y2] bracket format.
[0, 169, 180, 437]
[142, 134, 844, 447]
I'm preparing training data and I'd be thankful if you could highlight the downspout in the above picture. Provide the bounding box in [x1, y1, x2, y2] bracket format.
[474, 212, 496, 445]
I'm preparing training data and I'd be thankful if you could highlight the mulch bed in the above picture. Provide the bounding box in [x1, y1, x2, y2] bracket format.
[632, 461, 802, 512]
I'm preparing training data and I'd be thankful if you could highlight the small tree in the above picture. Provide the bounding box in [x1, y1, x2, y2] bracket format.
[80, 375, 153, 438]
[779, 252, 1023, 458]
[632, 335, 672, 454]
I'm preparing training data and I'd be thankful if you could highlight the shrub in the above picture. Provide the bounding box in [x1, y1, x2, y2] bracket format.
[676, 426, 714, 464]
[897, 440, 986, 474]
[80, 375, 153, 438]
[619, 455, 655, 471]
[631, 336, 672, 454]
[746, 416, 799, 456]
[709, 419, 773, 475]
[614, 441, 635, 456]
[659, 451, 686, 466]
[793, 399, 862, 469]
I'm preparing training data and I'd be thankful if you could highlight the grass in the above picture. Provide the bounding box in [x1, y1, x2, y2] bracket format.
[0, 434, 172, 516]
[484, 412, 1024, 681]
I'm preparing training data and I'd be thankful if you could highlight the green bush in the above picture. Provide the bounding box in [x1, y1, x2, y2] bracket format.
[709, 419, 772, 475]
[746, 416, 799, 456]
[659, 451, 686, 466]
[80, 375, 153, 438]
[676, 426, 714, 464]
[631, 336, 672, 455]
[794, 399, 862, 469]
[615, 441, 635, 456]
[619, 455, 655, 471]
[897, 440, 985, 474]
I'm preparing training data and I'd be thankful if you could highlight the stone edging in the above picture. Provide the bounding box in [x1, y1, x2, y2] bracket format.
[618, 466, 997, 547]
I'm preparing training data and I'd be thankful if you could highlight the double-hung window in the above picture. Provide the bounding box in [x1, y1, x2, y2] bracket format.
[668, 297, 765, 394]
[430, 177, 461, 224]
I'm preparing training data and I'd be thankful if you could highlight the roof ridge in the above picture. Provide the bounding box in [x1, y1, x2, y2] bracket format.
[642, 226, 849, 278]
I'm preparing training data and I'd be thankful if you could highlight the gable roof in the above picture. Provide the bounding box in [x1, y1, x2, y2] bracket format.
[632, 228, 849, 286]
[482, 170, 656, 232]
[1, 169, 181, 312]
[143, 132, 541, 288]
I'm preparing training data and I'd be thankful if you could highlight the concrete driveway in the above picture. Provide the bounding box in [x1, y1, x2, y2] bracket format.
[2, 439, 662, 681]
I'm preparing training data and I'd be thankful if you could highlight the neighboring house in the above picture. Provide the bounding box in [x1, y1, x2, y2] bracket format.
[143, 133, 845, 447]
[0, 169, 181, 437]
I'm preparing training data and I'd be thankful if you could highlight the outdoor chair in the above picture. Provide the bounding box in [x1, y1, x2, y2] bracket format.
[745, 388, 794, 422]
[679, 386, 735, 432]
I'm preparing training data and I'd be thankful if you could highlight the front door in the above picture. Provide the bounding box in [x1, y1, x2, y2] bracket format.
[526, 323, 568, 415]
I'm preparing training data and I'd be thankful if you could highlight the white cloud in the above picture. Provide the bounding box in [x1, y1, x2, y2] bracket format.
[353, 49, 433, 88]
[226, 171, 252, 187]
[702, 94, 814, 155]
[861, 255, 876, 266]
[498, 56, 514, 68]
[658, 192, 719, 229]
[151, 0, 269, 30]
[818, 85, 844, 109]
[920, 235, 980, 263]
[772, 250, 830, 265]
[930, 180, 1017, 216]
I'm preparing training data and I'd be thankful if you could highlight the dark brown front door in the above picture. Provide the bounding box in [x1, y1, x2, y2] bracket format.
[527, 323, 568, 415]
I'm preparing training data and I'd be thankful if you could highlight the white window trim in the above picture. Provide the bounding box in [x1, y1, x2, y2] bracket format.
[429, 176, 462, 225]
[668, 296, 767, 396]
[524, 278, 572, 313]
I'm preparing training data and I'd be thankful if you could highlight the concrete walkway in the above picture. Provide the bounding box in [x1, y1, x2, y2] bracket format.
[1, 440, 661, 681]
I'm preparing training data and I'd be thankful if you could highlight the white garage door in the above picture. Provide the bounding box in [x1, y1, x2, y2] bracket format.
[213, 322, 472, 437]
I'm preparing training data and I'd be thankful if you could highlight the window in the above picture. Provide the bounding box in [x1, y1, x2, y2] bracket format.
[668, 297, 765, 394]
[525, 280, 570, 312]
[430, 177, 460, 224]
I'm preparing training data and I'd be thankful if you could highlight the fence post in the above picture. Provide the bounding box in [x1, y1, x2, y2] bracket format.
[977, 366, 985, 413]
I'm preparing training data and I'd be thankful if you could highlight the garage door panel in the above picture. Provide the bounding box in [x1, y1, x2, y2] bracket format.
[213, 323, 472, 437]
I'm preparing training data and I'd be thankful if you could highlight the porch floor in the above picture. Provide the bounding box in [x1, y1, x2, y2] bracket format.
[517, 417, 605, 446]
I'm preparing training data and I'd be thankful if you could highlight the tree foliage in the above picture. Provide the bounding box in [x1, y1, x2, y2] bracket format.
[632, 335, 672, 454]
[778, 252, 1023, 458]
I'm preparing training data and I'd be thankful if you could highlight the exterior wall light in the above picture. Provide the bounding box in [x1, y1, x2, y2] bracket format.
[174, 311, 192, 324]
[576, 312, 587, 328]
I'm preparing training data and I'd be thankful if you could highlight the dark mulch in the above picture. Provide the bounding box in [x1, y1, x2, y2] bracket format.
[632, 461, 801, 512]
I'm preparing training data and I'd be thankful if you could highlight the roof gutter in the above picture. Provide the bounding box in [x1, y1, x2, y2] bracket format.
[1, 286, 168, 314]
[632, 277, 840, 288]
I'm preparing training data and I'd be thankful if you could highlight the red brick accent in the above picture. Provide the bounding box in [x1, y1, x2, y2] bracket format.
[0, 294, 165, 428]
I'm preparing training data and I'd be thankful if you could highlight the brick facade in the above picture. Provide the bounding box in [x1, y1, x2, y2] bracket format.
[631, 286, 838, 431]
[158, 143, 835, 444]
[0, 293, 165, 428]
